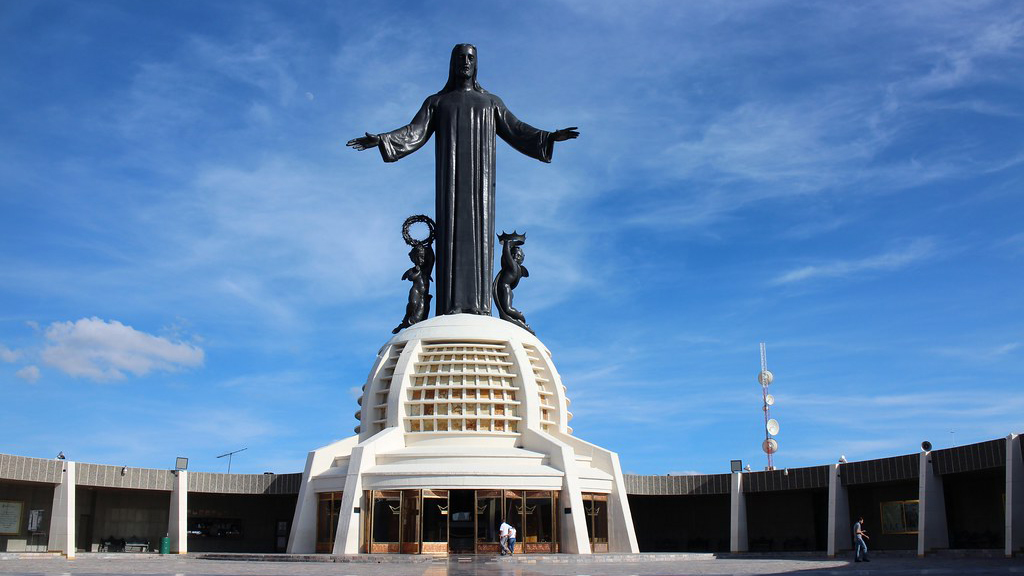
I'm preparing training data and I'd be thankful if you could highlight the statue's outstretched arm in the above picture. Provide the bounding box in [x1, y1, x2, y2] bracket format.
[347, 132, 380, 151]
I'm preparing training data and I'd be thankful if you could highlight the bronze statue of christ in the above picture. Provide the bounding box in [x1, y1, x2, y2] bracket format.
[348, 43, 578, 316]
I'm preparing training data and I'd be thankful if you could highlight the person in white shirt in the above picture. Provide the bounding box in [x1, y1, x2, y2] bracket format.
[853, 516, 870, 562]
[507, 525, 517, 555]
[498, 519, 511, 555]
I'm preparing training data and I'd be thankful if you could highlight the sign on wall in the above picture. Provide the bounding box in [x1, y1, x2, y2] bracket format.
[0, 500, 24, 535]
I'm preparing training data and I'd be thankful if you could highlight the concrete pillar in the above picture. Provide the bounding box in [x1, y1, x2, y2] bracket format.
[168, 470, 188, 553]
[917, 449, 949, 556]
[522, 428, 591, 554]
[603, 451, 640, 553]
[1006, 434, 1024, 557]
[729, 471, 747, 552]
[47, 460, 75, 558]
[286, 435, 362, 554]
[287, 450, 329, 553]
[333, 427, 404, 554]
[827, 463, 851, 557]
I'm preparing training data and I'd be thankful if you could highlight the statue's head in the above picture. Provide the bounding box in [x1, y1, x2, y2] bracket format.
[409, 243, 435, 270]
[409, 244, 424, 265]
[442, 43, 484, 93]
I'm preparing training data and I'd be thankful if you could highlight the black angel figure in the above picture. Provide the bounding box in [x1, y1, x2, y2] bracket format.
[492, 231, 533, 334]
[393, 215, 436, 334]
[393, 244, 435, 334]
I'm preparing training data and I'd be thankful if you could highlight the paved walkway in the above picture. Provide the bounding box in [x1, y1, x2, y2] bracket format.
[0, 553, 1022, 575]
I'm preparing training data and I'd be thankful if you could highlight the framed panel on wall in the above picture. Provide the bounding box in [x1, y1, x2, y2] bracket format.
[0, 501, 24, 535]
[880, 500, 919, 534]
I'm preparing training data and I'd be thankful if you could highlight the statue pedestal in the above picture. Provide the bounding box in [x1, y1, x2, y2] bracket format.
[286, 314, 638, 555]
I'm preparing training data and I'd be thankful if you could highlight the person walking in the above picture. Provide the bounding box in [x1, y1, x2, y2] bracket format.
[498, 519, 511, 555]
[508, 524, 517, 555]
[853, 516, 870, 562]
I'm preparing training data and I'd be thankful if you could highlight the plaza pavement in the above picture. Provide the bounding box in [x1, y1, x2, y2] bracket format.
[1, 553, 1023, 576]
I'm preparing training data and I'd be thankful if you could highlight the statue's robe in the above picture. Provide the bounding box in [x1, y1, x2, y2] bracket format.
[378, 89, 553, 316]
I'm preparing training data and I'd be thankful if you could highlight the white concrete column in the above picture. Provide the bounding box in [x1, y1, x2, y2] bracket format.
[729, 471, 747, 553]
[1006, 434, 1024, 557]
[917, 449, 949, 556]
[558, 486, 591, 554]
[287, 435, 361, 554]
[827, 463, 851, 557]
[287, 450, 328, 553]
[47, 460, 75, 558]
[333, 445, 373, 555]
[168, 470, 188, 553]
[333, 427, 404, 554]
[603, 451, 640, 553]
[522, 428, 591, 554]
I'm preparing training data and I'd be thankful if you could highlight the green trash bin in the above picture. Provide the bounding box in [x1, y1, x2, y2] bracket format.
[160, 536, 170, 554]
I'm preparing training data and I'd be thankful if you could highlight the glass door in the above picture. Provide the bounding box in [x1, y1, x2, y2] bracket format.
[583, 493, 609, 552]
[400, 490, 420, 554]
[421, 489, 449, 554]
[524, 491, 555, 553]
[315, 492, 343, 553]
[475, 490, 502, 554]
[370, 490, 402, 553]
[504, 490, 523, 554]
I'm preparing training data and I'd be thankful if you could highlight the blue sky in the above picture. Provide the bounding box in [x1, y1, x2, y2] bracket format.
[1, 1, 1022, 475]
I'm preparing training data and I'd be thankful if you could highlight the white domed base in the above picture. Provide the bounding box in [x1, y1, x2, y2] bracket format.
[287, 314, 638, 555]
[358, 314, 573, 441]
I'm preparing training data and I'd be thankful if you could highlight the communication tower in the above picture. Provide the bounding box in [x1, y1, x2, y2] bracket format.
[758, 342, 779, 470]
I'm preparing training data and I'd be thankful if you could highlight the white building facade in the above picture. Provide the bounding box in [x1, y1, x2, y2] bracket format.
[286, 314, 639, 555]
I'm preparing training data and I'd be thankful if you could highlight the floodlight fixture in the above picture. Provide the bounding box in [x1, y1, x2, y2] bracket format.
[175, 457, 189, 470]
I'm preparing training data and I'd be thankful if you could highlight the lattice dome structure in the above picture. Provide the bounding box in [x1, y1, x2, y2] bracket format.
[355, 320, 573, 440]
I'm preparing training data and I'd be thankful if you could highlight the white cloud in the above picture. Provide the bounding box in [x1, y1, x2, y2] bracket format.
[15, 365, 40, 383]
[0, 345, 18, 363]
[786, 390, 1024, 427]
[884, 15, 1024, 111]
[934, 342, 1021, 363]
[999, 232, 1024, 255]
[177, 408, 278, 444]
[771, 238, 937, 285]
[40, 317, 204, 382]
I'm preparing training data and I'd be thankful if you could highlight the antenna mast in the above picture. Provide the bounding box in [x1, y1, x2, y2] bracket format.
[216, 447, 248, 474]
[758, 342, 779, 470]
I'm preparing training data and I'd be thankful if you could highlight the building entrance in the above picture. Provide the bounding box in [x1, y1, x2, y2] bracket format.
[364, 488, 563, 554]
[448, 490, 474, 553]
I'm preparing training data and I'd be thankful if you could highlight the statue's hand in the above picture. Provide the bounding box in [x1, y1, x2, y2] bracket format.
[551, 126, 579, 142]
[346, 132, 380, 151]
